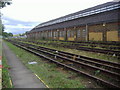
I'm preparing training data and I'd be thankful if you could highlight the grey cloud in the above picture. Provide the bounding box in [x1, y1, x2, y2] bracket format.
[2, 16, 40, 34]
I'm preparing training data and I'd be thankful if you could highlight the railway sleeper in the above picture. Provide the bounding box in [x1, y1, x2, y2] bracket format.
[10, 42, 120, 88]
[12, 42, 120, 82]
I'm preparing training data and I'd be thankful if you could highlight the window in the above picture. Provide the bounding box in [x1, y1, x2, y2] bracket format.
[44, 32, 46, 38]
[82, 29, 86, 37]
[59, 31, 62, 37]
[53, 31, 56, 37]
[71, 30, 74, 37]
[53, 31, 58, 37]
[47, 32, 50, 37]
[50, 31, 52, 37]
[77, 29, 81, 38]
[67, 30, 70, 37]
[60, 30, 65, 37]
[42, 32, 45, 37]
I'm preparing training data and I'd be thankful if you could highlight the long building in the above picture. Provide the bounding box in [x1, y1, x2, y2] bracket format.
[27, 1, 120, 42]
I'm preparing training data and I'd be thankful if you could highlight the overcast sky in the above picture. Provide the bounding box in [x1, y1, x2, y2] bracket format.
[1, 0, 113, 34]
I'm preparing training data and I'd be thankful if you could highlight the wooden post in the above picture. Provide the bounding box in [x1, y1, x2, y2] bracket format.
[86, 24, 89, 41]
[64, 28, 67, 41]
[103, 23, 107, 42]
[57, 29, 59, 40]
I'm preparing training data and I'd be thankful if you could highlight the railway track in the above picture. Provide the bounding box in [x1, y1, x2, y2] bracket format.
[7, 39, 120, 88]
[22, 40, 120, 57]
[59, 40, 120, 46]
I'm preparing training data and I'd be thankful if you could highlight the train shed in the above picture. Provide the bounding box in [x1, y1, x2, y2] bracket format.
[27, 1, 120, 42]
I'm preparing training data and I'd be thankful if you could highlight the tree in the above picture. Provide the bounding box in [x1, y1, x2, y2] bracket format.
[2, 32, 13, 38]
[0, 0, 12, 38]
[19, 33, 26, 36]
[0, 24, 4, 35]
[0, 0, 12, 8]
[2, 32, 8, 37]
[8, 33, 13, 37]
[1, 24, 13, 38]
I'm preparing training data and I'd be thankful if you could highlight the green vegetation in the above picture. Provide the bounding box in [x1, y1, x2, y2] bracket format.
[0, 24, 13, 38]
[2, 54, 13, 88]
[0, 40, 1, 53]
[0, 0, 12, 8]
[2, 32, 13, 38]
[26, 39, 120, 51]
[23, 41, 119, 63]
[0, 38, 2, 89]
[0, 24, 3, 36]
[5, 41, 100, 88]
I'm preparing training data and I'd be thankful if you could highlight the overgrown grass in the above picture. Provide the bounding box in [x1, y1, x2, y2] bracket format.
[23, 41, 119, 63]
[2, 54, 13, 88]
[5, 41, 95, 88]
[32, 39, 120, 50]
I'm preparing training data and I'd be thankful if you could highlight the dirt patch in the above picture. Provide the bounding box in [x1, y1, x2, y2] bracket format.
[56, 67, 68, 74]
[67, 75, 78, 80]
[55, 65, 103, 88]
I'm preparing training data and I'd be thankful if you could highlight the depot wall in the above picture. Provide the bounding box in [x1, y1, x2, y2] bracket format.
[27, 22, 120, 42]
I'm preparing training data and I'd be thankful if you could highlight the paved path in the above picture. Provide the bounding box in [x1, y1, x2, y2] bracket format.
[3, 42, 46, 88]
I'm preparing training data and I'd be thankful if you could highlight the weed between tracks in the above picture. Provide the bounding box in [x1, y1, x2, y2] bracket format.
[5, 41, 83, 88]
[5, 41, 102, 88]
[28, 45, 118, 86]
[21, 41, 120, 87]
[24, 41, 119, 63]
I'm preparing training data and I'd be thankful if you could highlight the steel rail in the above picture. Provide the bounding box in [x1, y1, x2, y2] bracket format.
[25, 40, 120, 56]
[37, 47, 120, 73]
[8, 40, 120, 71]
[9, 41, 120, 88]
[21, 41, 120, 68]
[34, 45, 120, 68]
[9, 40, 120, 81]
[8, 39, 120, 68]
[26, 45, 120, 78]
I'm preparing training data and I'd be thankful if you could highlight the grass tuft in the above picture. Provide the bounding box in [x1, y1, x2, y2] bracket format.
[5, 41, 87, 88]
[2, 54, 13, 88]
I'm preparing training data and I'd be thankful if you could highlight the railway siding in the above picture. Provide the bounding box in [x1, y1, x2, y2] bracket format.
[15, 39, 120, 63]
[6, 39, 120, 88]
[21, 40, 120, 57]
[5, 41, 92, 88]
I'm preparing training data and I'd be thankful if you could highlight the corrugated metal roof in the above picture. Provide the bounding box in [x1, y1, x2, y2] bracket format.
[30, 1, 120, 33]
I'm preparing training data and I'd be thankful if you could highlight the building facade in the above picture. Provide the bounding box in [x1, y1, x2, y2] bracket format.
[27, 1, 120, 42]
